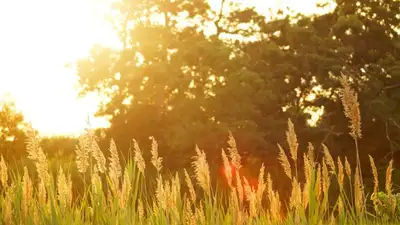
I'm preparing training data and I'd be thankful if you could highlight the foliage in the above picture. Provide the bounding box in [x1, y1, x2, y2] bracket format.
[0, 99, 27, 161]
[76, 0, 400, 176]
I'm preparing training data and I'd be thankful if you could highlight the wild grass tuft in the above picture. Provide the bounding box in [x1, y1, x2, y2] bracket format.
[0, 79, 399, 224]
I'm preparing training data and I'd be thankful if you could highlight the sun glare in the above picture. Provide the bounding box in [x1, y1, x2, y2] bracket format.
[0, 0, 119, 136]
[0, 0, 331, 137]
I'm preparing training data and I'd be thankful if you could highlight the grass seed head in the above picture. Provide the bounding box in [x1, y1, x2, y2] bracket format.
[184, 169, 196, 204]
[133, 138, 146, 175]
[286, 119, 298, 162]
[227, 132, 242, 170]
[0, 155, 8, 187]
[91, 136, 106, 174]
[150, 137, 163, 173]
[108, 138, 121, 190]
[192, 145, 211, 196]
[221, 148, 232, 187]
[278, 144, 292, 180]
[386, 160, 393, 198]
[322, 144, 335, 172]
[339, 75, 362, 139]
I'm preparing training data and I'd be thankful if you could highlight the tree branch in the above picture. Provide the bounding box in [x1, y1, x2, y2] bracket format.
[214, 0, 227, 37]
[383, 82, 400, 91]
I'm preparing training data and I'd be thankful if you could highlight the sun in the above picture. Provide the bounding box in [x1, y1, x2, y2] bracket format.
[0, 0, 120, 137]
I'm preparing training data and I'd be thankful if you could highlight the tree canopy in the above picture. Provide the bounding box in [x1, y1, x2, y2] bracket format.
[76, 0, 400, 171]
[0, 99, 27, 161]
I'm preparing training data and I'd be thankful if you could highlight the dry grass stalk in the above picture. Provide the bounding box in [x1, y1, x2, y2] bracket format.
[4, 187, 13, 225]
[289, 178, 302, 211]
[338, 196, 344, 214]
[33, 205, 39, 225]
[286, 119, 298, 162]
[75, 134, 91, 174]
[0, 155, 8, 187]
[322, 144, 336, 172]
[25, 126, 42, 160]
[26, 127, 50, 185]
[192, 145, 211, 196]
[184, 196, 196, 225]
[386, 160, 393, 197]
[133, 138, 146, 175]
[36, 149, 50, 185]
[90, 136, 106, 174]
[231, 187, 244, 225]
[138, 199, 144, 223]
[354, 168, 363, 215]
[57, 167, 69, 207]
[230, 187, 239, 212]
[38, 180, 47, 206]
[91, 167, 102, 196]
[385, 160, 395, 214]
[227, 132, 242, 170]
[337, 157, 344, 192]
[322, 159, 330, 195]
[150, 136, 163, 173]
[243, 177, 257, 218]
[152, 200, 158, 216]
[266, 173, 273, 204]
[108, 138, 121, 190]
[315, 164, 322, 202]
[221, 148, 232, 187]
[184, 169, 196, 204]
[256, 163, 266, 206]
[278, 144, 292, 180]
[195, 202, 206, 225]
[307, 142, 315, 163]
[270, 191, 282, 222]
[170, 173, 181, 218]
[303, 154, 311, 209]
[164, 180, 172, 214]
[236, 173, 244, 206]
[156, 175, 166, 210]
[67, 174, 73, 206]
[265, 173, 281, 222]
[304, 154, 311, 184]
[339, 75, 361, 139]
[329, 214, 337, 225]
[303, 181, 309, 210]
[22, 166, 33, 219]
[344, 157, 352, 179]
[120, 167, 131, 208]
[368, 155, 379, 211]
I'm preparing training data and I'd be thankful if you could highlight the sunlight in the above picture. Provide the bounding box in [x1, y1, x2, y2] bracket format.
[0, 0, 332, 136]
[0, 0, 119, 136]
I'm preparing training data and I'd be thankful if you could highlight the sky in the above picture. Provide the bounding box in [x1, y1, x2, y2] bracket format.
[0, 0, 332, 137]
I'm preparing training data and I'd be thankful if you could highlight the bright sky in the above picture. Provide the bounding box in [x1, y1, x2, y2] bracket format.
[0, 0, 332, 137]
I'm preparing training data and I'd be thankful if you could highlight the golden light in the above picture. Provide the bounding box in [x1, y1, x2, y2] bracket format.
[0, 0, 332, 137]
[0, 0, 119, 136]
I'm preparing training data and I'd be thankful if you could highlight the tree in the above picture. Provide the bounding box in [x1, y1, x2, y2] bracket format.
[247, 0, 400, 164]
[76, 0, 284, 169]
[0, 99, 27, 161]
[76, 0, 400, 173]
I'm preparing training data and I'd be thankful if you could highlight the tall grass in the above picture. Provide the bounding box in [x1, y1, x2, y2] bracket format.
[0, 76, 399, 225]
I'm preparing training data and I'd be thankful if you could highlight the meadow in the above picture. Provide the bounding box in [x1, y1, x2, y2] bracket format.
[0, 76, 398, 225]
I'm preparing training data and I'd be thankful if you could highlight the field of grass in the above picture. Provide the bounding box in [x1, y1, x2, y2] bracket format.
[0, 77, 399, 225]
